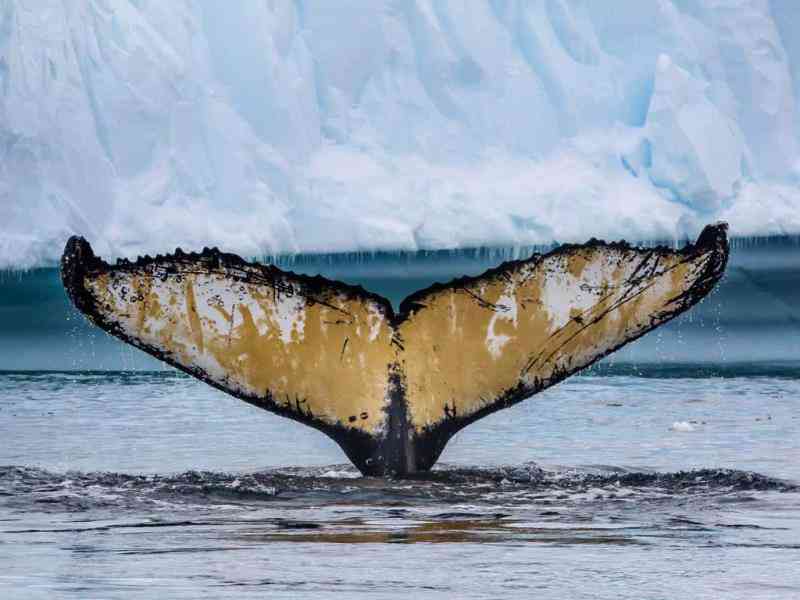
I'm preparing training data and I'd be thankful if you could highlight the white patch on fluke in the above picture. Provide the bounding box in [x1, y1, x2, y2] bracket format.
[271, 289, 306, 344]
[539, 254, 619, 330]
[485, 287, 518, 359]
[366, 305, 384, 342]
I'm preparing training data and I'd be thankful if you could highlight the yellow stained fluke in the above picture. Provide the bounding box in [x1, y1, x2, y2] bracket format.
[62, 223, 728, 476]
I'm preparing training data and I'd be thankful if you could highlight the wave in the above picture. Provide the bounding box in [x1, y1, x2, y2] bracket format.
[2, 464, 795, 516]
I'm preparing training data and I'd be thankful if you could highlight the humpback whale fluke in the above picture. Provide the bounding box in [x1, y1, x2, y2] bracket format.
[61, 224, 729, 476]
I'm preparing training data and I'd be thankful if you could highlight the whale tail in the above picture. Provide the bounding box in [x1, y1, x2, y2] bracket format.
[62, 224, 729, 476]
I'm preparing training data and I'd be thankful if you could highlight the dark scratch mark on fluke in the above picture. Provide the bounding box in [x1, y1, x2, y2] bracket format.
[60, 224, 729, 477]
[462, 287, 507, 312]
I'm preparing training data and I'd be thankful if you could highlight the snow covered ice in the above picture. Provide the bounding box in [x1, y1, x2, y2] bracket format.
[1, 0, 800, 268]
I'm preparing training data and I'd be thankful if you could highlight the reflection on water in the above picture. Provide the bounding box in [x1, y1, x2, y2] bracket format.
[1, 370, 800, 598]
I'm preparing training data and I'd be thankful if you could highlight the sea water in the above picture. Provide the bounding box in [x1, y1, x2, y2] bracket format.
[1, 370, 799, 599]
[1, 239, 799, 599]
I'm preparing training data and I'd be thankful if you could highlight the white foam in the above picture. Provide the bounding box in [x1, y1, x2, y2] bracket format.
[670, 421, 696, 432]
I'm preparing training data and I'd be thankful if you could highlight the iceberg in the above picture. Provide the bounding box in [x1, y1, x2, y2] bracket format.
[0, 0, 799, 268]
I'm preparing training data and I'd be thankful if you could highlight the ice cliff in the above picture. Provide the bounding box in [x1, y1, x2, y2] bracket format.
[1, 0, 799, 268]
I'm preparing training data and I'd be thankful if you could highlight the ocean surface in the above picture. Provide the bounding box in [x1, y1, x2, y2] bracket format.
[1, 237, 798, 598]
[2, 367, 799, 599]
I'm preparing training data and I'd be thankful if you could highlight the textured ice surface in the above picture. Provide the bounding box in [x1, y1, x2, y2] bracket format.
[1, 0, 799, 268]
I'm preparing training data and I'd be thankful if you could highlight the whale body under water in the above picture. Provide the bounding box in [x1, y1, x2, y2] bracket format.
[61, 223, 729, 476]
